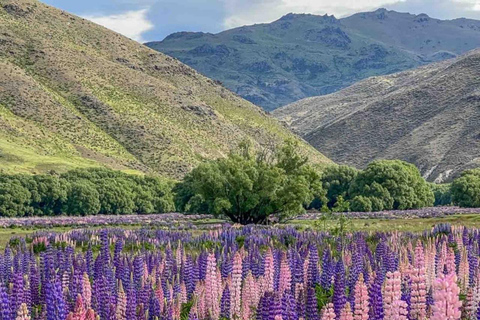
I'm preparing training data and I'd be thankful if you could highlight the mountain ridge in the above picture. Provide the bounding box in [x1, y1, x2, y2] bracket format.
[0, 0, 330, 178]
[147, 9, 480, 110]
[273, 49, 480, 182]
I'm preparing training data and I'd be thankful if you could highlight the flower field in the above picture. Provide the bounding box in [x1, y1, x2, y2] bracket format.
[0, 224, 478, 320]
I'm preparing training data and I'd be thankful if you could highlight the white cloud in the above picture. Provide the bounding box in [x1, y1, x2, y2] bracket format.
[219, 0, 480, 29]
[220, 0, 406, 29]
[83, 9, 154, 42]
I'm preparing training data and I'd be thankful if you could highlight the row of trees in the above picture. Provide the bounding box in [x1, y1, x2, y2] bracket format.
[0, 140, 479, 221]
[0, 168, 174, 217]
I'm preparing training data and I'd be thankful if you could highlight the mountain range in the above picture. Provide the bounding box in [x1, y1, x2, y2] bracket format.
[147, 9, 480, 110]
[0, 0, 329, 178]
[274, 49, 480, 182]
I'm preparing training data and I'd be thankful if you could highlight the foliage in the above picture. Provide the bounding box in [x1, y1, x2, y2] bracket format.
[429, 183, 453, 206]
[451, 169, 480, 208]
[0, 168, 175, 217]
[320, 165, 359, 208]
[348, 160, 434, 211]
[175, 140, 326, 224]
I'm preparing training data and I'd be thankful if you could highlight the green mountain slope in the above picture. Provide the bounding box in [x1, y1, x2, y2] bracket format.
[147, 9, 480, 110]
[273, 49, 480, 182]
[0, 0, 330, 178]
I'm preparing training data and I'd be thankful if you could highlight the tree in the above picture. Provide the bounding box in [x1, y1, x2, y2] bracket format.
[96, 179, 135, 215]
[430, 183, 452, 206]
[320, 165, 358, 208]
[31, 175, 68, 215]
[0, 180, 32, 217]
[349, 196, 372, 212]
[349, 160, 434, 211]
[64, 180, 101, 216]
[451, 169, 480, 208]
[175, 140, 324, 224]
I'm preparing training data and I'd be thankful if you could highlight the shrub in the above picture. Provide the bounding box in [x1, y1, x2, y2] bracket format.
[451, 169, 480, 208]
[349, 160, 434, 211]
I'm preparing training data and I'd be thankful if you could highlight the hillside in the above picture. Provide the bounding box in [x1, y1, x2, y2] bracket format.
[147, 9, 480, 111]
[0, 0, 330, 178]
[273, 50, 480, 182]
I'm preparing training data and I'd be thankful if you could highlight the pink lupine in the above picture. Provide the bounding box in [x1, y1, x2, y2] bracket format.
[155, 278, 165, 314]
[16, 303, 30, 320]
[414, 240, 425, 269]
[384, 271, 408, 320]
[321, 303, 336, 320]
[241, 272, 258, 320]
[446, 248, 456, 275]
[431, 273, 462, 320]
[410, 267, 427, 320]
[464, 287, 476, 320]
[67, 295, 99, 320]
[278, 252, 292, 295]
[458, 248, 469, 293]
[353, 273, 369, 320]
[180, 282, 188, 303]
[340, 302, 354, 320]
[231, 252, 243, 318]
[263, 248, 275, 293]
[84, 309, 97, 320]
[205, 253, 221, 320]
[195, 281, 207, 319]
[437, 242, 447, 277]
[82, 273, 92, 309]
[115, 281, 127, 320]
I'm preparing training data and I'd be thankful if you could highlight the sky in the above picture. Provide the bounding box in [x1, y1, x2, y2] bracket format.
[40, 0, 480, 43]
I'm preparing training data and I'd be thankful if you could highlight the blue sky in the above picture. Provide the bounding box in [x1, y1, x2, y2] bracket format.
[40, 0, 480, 43]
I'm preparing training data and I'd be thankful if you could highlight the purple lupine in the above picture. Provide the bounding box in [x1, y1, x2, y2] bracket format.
[320, 250, 333, 291]
[333, 260, 346, 317]
[369, 272, 384, 320]
[306, 287, 319, 320]
[220, 285, 231, 320]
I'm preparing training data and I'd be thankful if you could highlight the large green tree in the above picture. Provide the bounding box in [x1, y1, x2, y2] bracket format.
[451, 169, 480, 208]
[349, 160, 434, 211]
[175, 140, 325, 224]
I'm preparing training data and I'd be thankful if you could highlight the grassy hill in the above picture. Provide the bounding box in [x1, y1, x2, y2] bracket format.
[0, 0, 330, 178]
[274, 50, 480, 182]
[147, 9, 480, 110]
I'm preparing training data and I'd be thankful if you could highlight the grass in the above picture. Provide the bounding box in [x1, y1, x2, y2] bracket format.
[290, 214, 480, 233]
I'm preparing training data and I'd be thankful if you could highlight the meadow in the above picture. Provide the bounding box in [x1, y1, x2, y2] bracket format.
[0, 209, 480, 320]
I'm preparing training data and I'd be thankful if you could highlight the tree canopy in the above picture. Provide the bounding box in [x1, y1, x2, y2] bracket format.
[451, 169, 480, 208]
[348, 160, 434, 211]
[175, 140, 325, 224]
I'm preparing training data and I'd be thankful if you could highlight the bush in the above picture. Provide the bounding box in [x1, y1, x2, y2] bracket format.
[349, 196, 372, 212]
[451, 169, 480, 208]
[320, 165, 358, 209]
[64, 180, 101, 216]
[430, 183, 452, 206]
[349, 160, 434, 211]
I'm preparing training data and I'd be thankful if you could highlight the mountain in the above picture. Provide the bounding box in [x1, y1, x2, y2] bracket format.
[146, 9, 480, 111]
[0, 0, 330, 178]
[273, 49, 480, 182]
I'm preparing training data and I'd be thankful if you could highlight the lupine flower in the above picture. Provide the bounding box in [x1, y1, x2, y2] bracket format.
[320, 303, 336, 320]
[353, 273, 369, 320]
[431, 273, 462, 320]
[15, 303, 30, 320]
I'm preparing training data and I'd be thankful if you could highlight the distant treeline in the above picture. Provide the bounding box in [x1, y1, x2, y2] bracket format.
[0, 141, 479, 220]
[0, 168, 174, 217]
